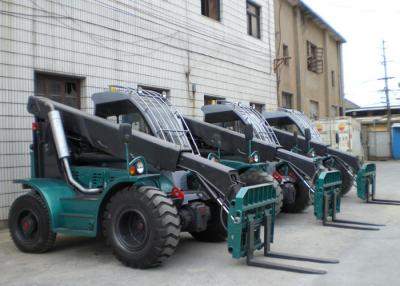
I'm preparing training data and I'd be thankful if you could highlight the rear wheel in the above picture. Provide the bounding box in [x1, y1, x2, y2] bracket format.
[332, 162, 354, 196]
[281, 181, 311, 213]
[9, 192, 56, 253]
[103, 186, 181, 268]
[239, 170, 283, 216]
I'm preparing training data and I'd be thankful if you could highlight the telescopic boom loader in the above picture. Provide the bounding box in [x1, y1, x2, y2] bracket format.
[263, 109, 400, 205]
[9, 88, 338, 274]
[194, 102, 383, 230]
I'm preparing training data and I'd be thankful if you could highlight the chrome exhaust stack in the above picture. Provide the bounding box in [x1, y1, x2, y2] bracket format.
[47, 105, 101, 194]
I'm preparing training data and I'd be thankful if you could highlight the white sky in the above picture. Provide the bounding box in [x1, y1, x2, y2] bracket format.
[301, 0, 400, 107]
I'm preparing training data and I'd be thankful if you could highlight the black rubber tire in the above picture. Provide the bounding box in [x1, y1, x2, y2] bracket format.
[190, 203, 227, 242]
[239, 170, 283, 216]
[103, 186, 180, 268]
[8, 192, 56, 253]
[281, 181, 311, 213]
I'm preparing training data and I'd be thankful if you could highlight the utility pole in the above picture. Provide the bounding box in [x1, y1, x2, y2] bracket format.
[379, 40, 394, 157]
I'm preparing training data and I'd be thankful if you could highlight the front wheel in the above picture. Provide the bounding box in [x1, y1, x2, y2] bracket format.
[239, 170, 283, 216]
[103, 186, 181, 268]
[190, 203, 227, 242]
[9, 192, 56, 253]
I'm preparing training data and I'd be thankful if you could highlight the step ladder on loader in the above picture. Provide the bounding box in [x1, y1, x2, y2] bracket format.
[227, 183, 339, 275]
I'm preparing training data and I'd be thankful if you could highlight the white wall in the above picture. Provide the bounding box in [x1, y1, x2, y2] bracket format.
[0, 0, 277, 219]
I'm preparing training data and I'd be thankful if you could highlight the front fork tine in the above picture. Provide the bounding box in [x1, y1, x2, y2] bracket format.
[323, 193, 382, 231]
[332, 218, 384, 227]
[247, 259, 327, 275]
[364, 172, 400, 205]
[245, 216, 337, 275]
[266, 251, 339, 264]
[323, 221, 380, 231]
[368, 200, 400, 205]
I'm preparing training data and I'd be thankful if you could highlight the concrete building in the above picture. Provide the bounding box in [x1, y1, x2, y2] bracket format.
[274, 0, 346, 119]
[0, 0, 277, 220]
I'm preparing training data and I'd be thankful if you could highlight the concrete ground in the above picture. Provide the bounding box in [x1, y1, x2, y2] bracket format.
[1, 161, 399, 286]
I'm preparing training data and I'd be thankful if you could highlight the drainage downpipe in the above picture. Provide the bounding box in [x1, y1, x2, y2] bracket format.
[46, 103, 101, 194]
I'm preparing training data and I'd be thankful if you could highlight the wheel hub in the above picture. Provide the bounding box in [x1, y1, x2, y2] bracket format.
[20, 213, 37, 237]
[117, 209, 149, 251]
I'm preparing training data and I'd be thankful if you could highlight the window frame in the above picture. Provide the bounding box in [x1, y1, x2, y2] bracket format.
[281, 91, 293, 109]
[201, 0, 221, 21]
[246, 1, 261, 39]
[330, 105, 338, 117]
[310, 100, 320, 120]
[307, 41, 324, 74]
[138, 85, 170, 99]
[250, 102, 265, 113]
[331, 70, 336, 87]
[282, 44, 289, 66]
[34, 72, 82, 109]
[204, 95, 225, 106]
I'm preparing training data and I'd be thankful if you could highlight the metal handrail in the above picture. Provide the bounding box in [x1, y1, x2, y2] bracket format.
[224, 102, 280, 145]
[277, 108, 322, 141]
[111, 86, 200, 154]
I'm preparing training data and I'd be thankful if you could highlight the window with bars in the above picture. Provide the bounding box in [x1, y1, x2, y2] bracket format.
[35, 73, 82, 109]
[247, 2, 261, 39]
[307, 41, 324, 74]
[201, 0, 220, 21]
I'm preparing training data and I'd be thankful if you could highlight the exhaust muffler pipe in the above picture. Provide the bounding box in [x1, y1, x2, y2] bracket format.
[47, 106, 101, 194]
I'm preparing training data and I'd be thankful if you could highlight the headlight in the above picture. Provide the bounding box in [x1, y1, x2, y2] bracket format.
[253, 153, 260, 163]
[207, 153, 219, 162]
[135, 160, 145, 175]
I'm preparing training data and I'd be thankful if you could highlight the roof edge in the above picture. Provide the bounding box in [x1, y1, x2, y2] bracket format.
[293, 0, 346, 43]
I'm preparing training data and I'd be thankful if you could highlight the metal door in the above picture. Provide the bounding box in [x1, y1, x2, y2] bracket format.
[368, 131, 391, 159]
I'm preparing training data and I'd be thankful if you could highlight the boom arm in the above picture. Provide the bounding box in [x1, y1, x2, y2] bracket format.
[184, 117, 319, 179]
[272, 127, 361, 172]
[27, 96, 241, 197]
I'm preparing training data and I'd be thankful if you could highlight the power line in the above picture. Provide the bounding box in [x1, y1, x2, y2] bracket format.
[25, 0, 272, 74]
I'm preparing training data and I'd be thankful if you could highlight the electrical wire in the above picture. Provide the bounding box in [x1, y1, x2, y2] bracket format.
[106, 0, 272, 58]
[28, 0, 181, 58]
[0, 10, 72, 19]
[78, 0, 273, 62]
[25, 0, 272, 73]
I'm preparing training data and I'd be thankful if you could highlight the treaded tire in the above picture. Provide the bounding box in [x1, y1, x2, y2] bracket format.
[103, 186, 181, 268]
[239, 170, 283, 216]
[332, 162, 354, 196]
[281, 181, 311, 213]
[9, 192, 56, 253]
[190, 203, 227, 242]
